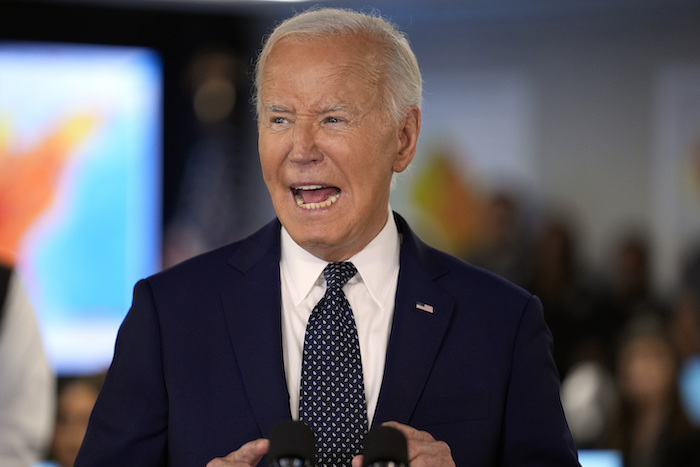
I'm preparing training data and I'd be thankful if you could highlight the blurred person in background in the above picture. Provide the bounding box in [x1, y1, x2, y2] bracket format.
[607, 316, 700, 467]
[681, 243, 700, 293]
[605, 233, 666, 336]
[47, 375, 103, 467]
[526, 216, 601, 379]
[668, 290, 700, 426]
[468, 191, 532, 287]
[561, 356, 617, 449]
[0, 262, 55, 467]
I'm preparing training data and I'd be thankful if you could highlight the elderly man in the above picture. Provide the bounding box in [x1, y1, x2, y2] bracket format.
[76, 7, 579, 467]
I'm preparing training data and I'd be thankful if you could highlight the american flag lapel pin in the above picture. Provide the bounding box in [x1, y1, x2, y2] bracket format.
[415, 301, 434, 314]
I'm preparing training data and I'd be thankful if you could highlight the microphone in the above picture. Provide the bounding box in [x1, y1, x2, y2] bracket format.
[267, 420, 315, 467]
[362, 425, 408, 467]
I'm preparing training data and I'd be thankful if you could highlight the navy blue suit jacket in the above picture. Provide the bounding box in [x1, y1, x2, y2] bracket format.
[76, 213, 579, 466]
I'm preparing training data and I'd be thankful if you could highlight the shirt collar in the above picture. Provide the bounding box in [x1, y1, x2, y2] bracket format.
[280, 207, 400, 308]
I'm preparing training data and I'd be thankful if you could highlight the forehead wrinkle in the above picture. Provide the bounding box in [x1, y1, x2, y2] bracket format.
[260, 34, 388, 117]
[319, 64, 383, 113]
[333, 58, 382, 91]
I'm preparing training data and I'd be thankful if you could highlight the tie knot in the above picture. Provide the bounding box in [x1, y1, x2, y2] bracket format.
[323, 262, 357, 290]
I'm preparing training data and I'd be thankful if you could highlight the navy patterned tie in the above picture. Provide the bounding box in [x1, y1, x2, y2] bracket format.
[299, 262, 369, 466]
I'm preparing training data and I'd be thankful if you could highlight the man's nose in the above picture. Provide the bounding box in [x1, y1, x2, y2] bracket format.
[289, 120, 321, 164]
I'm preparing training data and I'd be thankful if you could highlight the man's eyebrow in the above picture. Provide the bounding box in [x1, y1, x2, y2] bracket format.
[320, 102, 354, 114]
[263, 102, 355, 115]
[263, 104, 292, 113]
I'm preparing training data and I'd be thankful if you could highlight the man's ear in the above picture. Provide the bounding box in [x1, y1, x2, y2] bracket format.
[393, 106, 421, 173]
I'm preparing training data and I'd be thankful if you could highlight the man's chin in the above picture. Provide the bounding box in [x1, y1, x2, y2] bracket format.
[284, 206, 343, 228]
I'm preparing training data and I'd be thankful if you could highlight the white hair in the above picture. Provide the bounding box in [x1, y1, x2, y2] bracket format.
[252, 7, 422, 122]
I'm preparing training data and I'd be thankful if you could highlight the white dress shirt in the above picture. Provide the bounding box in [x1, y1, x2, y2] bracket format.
[280, 210, 400, 424]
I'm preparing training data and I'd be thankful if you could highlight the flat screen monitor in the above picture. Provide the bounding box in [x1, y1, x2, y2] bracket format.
[578, 450, 623, 467]
[0, 42, 162, 375]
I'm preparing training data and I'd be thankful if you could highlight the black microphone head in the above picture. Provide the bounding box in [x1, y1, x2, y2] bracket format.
[362, 425, 408, 467]
[267, 420, 315, 467]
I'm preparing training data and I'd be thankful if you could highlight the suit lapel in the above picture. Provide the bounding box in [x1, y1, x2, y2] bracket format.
[220, 220, 291, 437]
[373, 214, 455, 426]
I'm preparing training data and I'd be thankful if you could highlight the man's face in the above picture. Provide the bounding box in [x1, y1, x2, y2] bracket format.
[258, 34, 419, 261]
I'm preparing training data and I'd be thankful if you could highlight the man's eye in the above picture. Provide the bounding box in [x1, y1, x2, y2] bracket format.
[325, 117, 341, 124]
[271, 117, 287, 125]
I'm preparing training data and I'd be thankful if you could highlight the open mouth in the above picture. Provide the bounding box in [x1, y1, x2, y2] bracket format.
[292, 185, 341, 210]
